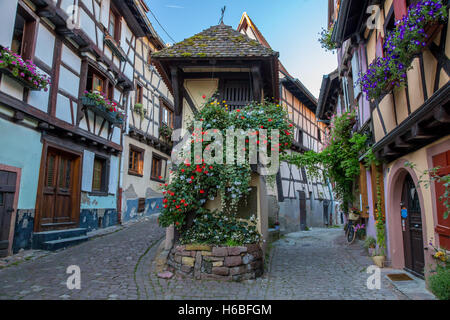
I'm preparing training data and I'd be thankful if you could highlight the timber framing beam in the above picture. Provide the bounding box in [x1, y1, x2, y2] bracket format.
[373, 82, 450, 162]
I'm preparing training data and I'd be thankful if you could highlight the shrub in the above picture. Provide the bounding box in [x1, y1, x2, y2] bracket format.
[429, 266, 450, 300]
[179, 209, 261, 245]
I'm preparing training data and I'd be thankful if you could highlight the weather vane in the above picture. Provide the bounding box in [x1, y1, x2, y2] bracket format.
[219, 6, 226, 24]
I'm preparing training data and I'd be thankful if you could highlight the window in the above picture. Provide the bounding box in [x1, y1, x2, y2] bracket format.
[161, 103, 174, 128]
[151, 155, 167, 182]
[138, 198, 146, 213]
[136, 84, 143, 104]
[92, 157, 107, 192]
[11, 5, 37, 60]
[317, 128, 322, 142]
[87, 67, 106, 93]
[129, 145, 144, 176]
[221, 80, 252, 111]
[108, 8, 120, 42]
[298, 129, 304, 145]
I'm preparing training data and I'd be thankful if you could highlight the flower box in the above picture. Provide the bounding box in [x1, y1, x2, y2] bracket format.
[81, 97, 124, 126]
[0, 67, 41, 91]
[359, 0, 448, 101]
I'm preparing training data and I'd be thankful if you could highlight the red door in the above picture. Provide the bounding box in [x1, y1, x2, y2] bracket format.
[432, 150, 450, 250]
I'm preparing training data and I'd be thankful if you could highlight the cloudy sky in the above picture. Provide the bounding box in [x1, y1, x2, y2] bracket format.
[144, 0, 337, 98]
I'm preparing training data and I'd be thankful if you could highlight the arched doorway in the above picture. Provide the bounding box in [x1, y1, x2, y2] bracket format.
[401, 174, 425, 276]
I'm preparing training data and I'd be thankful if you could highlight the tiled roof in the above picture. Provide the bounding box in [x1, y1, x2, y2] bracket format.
[152, 23, 279, 59]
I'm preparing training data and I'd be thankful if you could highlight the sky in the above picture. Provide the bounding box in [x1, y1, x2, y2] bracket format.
[143, 0, 337, 99]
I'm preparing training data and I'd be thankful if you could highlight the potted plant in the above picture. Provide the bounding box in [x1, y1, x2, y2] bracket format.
[134, 103, 146, 118]
[372, 248, 386, 268]
[159, 123, 173, 142]
[364, 236, 377, 256]
[355, 223, 366, 240]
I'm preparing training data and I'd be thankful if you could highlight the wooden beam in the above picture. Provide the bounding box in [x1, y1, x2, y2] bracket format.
[409, 123, 434, 140]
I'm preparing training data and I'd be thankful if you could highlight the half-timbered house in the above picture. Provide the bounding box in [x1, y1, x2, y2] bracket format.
[0, 0, 152, 255]
[120, 1, 175, 223]
[237, 13, 335, 232]
[329, 0, 450, 277]
[151, 21, 280, 248]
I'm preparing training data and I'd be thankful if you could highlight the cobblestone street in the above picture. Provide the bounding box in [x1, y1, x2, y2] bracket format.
[0, 220, 411, 300]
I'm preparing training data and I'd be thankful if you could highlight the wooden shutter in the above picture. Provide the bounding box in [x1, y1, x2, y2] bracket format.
[359, 163, 369, 218]
[393, 0, 408, 21]
[352, 49, 361, 97]
[370, 164, 385, 220]
[376, 34, 384, 58]
[81, 150, 95, 192]
[432, 151, 450, 249]
[0, 0, 19, 48]
[108, 156, 119, 195]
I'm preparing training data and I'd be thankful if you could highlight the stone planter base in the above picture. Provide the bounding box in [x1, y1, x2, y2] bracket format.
[167, 243, 264, 281]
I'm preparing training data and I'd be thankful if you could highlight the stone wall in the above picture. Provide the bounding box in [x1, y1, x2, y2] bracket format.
[167, 244, 264, 281]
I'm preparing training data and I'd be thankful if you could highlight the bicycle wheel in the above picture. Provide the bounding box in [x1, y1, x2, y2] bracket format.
[347, 225, 356, 244]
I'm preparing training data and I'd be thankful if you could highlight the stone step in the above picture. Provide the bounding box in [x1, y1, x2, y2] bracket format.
[32, 228, 87, 249]
[41, 235, 89, 251]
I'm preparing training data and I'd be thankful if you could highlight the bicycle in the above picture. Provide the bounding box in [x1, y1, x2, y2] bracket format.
[344, 211, 361, 245]
[345, 219, 357, 244]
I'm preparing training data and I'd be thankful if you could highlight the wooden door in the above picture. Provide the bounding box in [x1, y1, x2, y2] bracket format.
[38, 148, 80, 231]
[299, 191, 307, 231]
[0, 171, 16, 257]
[432, 150, 450, 249]
[401, 175, 425, 276]
[323, 200, 330, 226]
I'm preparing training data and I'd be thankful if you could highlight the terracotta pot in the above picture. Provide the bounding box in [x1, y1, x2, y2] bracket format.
[372, 255, 385, 268]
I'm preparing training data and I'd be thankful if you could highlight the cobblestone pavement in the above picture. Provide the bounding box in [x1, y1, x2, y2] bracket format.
[0, 220, 165, 300]
[145, 228, 406, 300]
[0, 223, 409, 300]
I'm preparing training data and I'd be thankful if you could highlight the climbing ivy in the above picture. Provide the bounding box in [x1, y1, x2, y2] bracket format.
[284, 110, 371, 212]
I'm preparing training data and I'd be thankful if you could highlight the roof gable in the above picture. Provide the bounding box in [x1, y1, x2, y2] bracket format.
[152, 23, 278, 59]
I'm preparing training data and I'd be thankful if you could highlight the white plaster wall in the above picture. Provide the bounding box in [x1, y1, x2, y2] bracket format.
[35, 24, 55, 67]
[55, 93, 72, 124]
[61, 45, 81, 73]
[58, 66, 79, 97]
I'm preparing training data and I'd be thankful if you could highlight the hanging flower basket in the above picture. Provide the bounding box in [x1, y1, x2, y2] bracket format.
[81, 94, 124, 126]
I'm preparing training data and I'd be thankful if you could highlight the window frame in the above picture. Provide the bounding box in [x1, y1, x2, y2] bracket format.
[108, 5, 121, 43]
[128, 145, 145, 177]
[11, 3, 39, 62]
[136, 84, 143, 104]
[160, 99, 174, 129]
[91, 155, 109, 195]
[150, 153, 167, 183]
